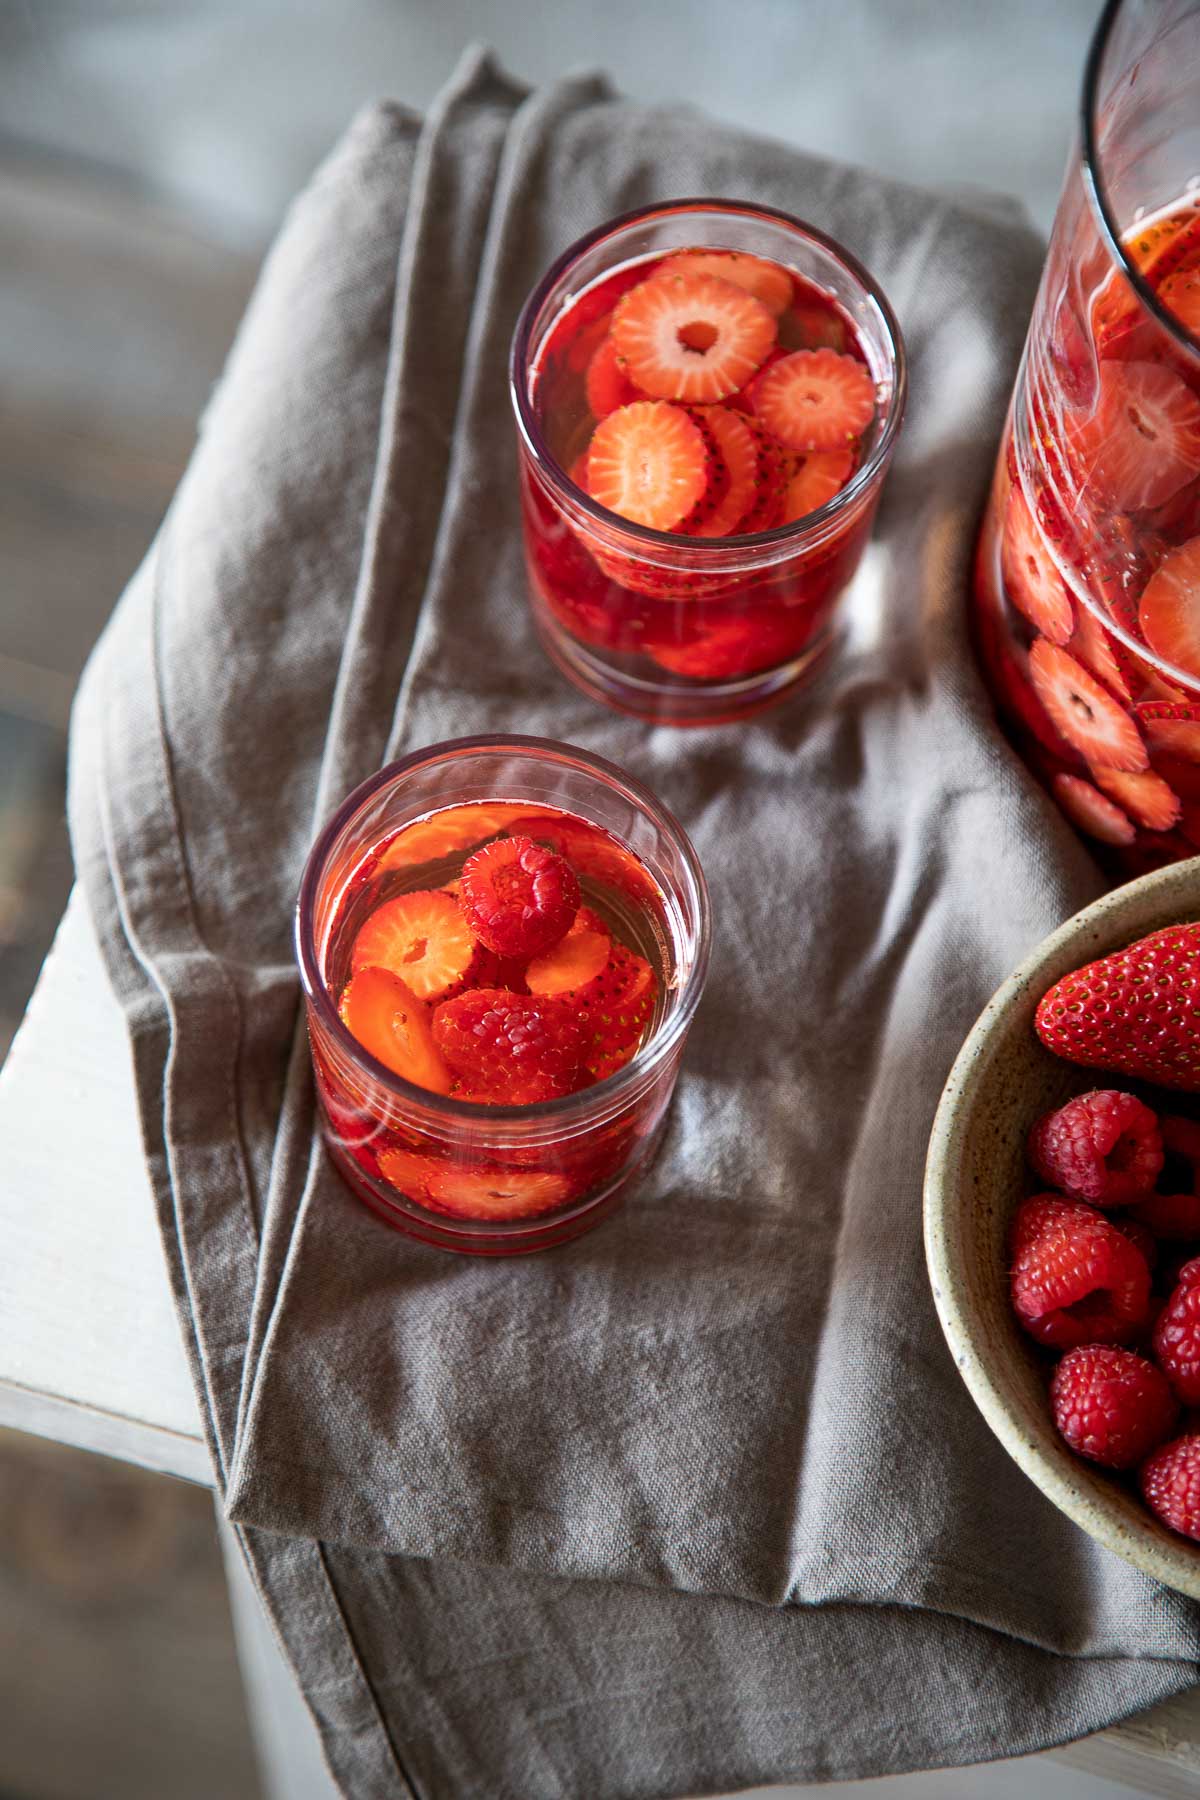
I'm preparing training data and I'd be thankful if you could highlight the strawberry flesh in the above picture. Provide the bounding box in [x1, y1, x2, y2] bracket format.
[752, 348, 876, 452]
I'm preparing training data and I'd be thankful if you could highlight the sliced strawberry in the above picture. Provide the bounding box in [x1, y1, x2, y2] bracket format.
[648, 604, 811, 680]
[351, 890, 477, 1002]
[1131, 207, 1200, 286]
[586, 400, 710, 531]
[338, 967, 453, 1095]
[1159, 267, 1200, 341]
[568, 450, 590, 491]
[525, 908, 611, 997]
[733, 417, 788, 534]
[676, 406, 732, 534]
[1069, 602, 1133, 704]
[782, 449, 854, 523]
[1135, 700, 1200, 763]
[790, 303, 848, 353]
[688, 404, 762, 537]
[585, 333, 642, 419]
[752, 348, 876, 452]
[1070, 361, 1200, 511]
[1139, 537, 1200, 679]
[566, 943, 657, 1074]
[1000, 487, 1075, 644]
[588, 544, 737, 601]
[1092, 766, 1182, 831]
[377, 1148, 572, 1220]
[377, 805, 522, 873]
[654, 249, 793, 316]
[610, 271, 776, 405]
[1029, 639, 1149, 772]
[1052, 773, 1136, 846]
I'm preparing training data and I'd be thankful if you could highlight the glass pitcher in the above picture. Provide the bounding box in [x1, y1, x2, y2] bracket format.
[973, 0, 1200, 874]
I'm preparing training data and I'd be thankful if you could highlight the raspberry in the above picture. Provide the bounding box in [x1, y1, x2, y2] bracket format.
[1009, 1195, 1152, 1349]
[431, 989, 586, 1102]
[458, 836, 580, 960]
[1140, 1435, 1200, 1541]
[1153, 1261, 1200, 1402]
[1049, 1344, 1178, 1469]
[1026, 1089, 1163, 1207]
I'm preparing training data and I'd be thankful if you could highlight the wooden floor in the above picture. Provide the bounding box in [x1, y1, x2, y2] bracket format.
[0, 146, 261, 1800]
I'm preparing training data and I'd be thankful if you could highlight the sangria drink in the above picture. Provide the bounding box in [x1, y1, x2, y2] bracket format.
[510, 201, 906, 725]
[973, 0, 1200, 873]
[295, 738, 710, 1254]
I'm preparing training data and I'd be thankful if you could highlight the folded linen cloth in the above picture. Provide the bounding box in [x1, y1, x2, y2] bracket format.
[68, 46, 1200, 1799]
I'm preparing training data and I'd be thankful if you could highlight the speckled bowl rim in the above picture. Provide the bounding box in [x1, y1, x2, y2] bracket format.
[924, 856, 1200, 1597]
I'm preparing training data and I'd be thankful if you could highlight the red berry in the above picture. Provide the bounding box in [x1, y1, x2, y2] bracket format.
[338, 967, 452, 1096]
[377, 1148, 572, 1220]
[753, 348, 876, 452]
[1140, 1434, 1200, 1541]
[574, 944, 657, 1076]
[431, 988, 586, 1101]
[1050, 1344, 1179, 1469]
[1153, 1262, 1200, 1403]
[782, 449, 854, 523]
[653, 249, 793, 317]
[1091, 767, 1182, 833]
[459, 835, 580, 960]
[525, 907, 611, 998]
[611, 270, 777, 405]
[1070, 361, 1200, 513]
[1000, 486, 1075, 645]
[1139, 537, 1200, 681]
[1034, 924, 1200, 1091]
[350, 888, 477, 1002]
[585, 400, 713, 532]
[585, 333, 642, 420]
[688, 404, 763, 538]
[1009, 1194, 1152, 1349]
[1052, 774, 1136, 848]
[1026, 1089, 1163, 1207]
[1028, 639, 1148, 773]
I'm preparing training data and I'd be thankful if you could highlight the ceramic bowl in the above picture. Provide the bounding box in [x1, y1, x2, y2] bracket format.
[924, 856, 1200, 1596]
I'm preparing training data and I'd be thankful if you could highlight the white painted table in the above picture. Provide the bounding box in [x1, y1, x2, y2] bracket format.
[5, 889, 1200, 1800]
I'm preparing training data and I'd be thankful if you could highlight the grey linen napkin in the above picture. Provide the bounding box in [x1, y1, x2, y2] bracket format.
[68, 47, 1200, 1800]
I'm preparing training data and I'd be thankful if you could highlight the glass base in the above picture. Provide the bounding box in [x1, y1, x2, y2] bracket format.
[535, 616, 840, 726]
[324, 1130, 665, 1255]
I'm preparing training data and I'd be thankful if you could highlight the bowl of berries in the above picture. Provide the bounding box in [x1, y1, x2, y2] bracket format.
[925, 858, 1200, 1593]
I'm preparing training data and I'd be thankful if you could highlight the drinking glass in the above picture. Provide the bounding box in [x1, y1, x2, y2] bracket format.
[296, 736, 710, 1254]
[511, 200, 906, 726]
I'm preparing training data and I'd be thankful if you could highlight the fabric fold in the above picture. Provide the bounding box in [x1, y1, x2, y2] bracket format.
[67, 49, 1200, 1798]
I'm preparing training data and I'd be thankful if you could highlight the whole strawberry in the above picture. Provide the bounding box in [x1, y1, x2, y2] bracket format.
[1035, 923, 1200, 1091]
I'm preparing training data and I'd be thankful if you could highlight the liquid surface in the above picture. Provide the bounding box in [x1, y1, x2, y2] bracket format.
[532, 248, 879, 538]
[324, 802, 673, 1101]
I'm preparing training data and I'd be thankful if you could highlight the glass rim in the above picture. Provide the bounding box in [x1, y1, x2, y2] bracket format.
[1081, 0, 1200, 369]
[294, 733, 712, 1128]
[508, 196, 908, 561]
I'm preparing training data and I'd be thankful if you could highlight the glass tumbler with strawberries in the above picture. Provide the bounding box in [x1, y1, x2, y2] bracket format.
[510, 200, 907, 725]
[973, 0, 1200, 872]
[295, 737, 710, 1254]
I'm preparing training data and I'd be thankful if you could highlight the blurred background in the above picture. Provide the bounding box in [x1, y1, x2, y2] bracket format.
[0, 3, 1102, 1795]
